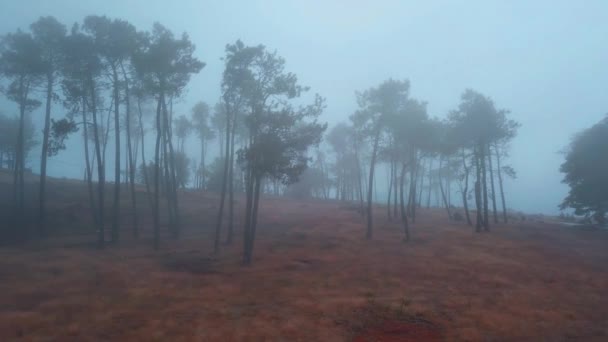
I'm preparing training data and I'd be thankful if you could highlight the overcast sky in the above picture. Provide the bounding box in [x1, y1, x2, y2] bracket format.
[1, 0, 607, 214]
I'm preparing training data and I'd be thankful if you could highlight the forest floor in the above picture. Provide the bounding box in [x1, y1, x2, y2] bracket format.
[1, 176, 608, 341]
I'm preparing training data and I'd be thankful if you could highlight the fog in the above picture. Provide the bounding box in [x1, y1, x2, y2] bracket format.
[2, 0, 608, 214]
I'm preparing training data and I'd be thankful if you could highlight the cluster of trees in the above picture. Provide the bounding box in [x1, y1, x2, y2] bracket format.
[0, 17, 327, 265]
[0, 16, 204, 246]
[212, 41, 326, 264]
[317, 81, 520, 240]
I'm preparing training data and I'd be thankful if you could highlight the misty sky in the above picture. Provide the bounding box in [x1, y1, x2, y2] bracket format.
[1, 0, 607, 214]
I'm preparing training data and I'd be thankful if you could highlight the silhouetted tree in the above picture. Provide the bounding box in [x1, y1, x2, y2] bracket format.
[173, 115, 192, 154]
[449, 89, 518, 231]
[191, 101, 214, 189]
[84, 15, 138, 242]
[0, 29, 44, 231]
[560, 115, 608, 225]
[133, 22, 203, 248]
[219, 41, 326, 264]
[30, 16, 67, 236]
[63, 24, 107, 247]
[353, 79, 410, 239]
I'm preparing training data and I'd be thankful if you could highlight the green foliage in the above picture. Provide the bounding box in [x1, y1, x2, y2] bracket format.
[560, 116, 608, 224]
[48, 118, 78, 157]
[132, 23, 204, 97]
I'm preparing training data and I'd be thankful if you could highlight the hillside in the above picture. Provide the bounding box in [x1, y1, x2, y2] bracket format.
[0, 177, 607, 341]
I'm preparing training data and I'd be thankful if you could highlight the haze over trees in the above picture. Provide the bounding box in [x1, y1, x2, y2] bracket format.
[2, 4, 608, 341]
[11, 12, 606, 266]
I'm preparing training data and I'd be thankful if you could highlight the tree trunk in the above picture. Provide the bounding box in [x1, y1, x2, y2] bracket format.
[13, 77, 26, 229]
[488, 144, 498, 224]
[438, 156, 452, 220]
[417, 158, 426, 208]
[245, 176, 262, 265]
[387, 160, 393, 220]
[393, 158, 399, 217]
[164, 97, 180, 237]
[111, 66, 121, 243]
[82, 97, 98, 227]
[481, 143, 490, 231]
[38, 74, 53, 236]
[426, 159, 433, 208]
[120, 63, 138, 238]
[200, 137, 206, 189]
[137, 98, 153, 209]
[214, 105, 231, 254]
[399, 162, 410, 241]
[153, 93, 163, 250]
[495, 143, 508, 223]
[226, 111, 237, 244]
[408, 151, 418, 223]
[461, 148, 472, 226]
[474, 150, 483, 233]
[242, 165, 254, 265]
[89, 77, 105, 248]
[366, 128, 381, 239]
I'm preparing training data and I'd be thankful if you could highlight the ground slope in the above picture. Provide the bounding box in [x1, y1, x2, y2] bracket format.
[0, 179, 607, 341]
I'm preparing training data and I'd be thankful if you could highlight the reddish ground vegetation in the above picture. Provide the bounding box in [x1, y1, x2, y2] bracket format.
[1, 178, 608, 341]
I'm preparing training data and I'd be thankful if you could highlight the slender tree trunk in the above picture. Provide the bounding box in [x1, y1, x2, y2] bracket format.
[82, 97, 98, 227]
[214, 106, 231, 254]
[461, 148, 472, 225]
[438, 156, 452, 220]
[408, 151, 418, 223]
[110, 66, 121, 243]
[245, 176, 262, 265]
[495, 143, 508, 223]
[121, 63, 138, 238]
[353, 143, 365, 216]
[137, 99, 153, 209]
[426, 159, 433, 208]
[164, 97, 180, 237]
[226, 111, 237, 244]
[242, 158, 255, 264]
[481, 143, 490, 231]
[89, 78, 105, 248]
[488, 144, 498, 224]
[38, 74, 53, 236]
[366, 128, 381, 239]
[387, 160, 393, 220]
[393, 158, 399, 217]
[200, 137, 206, 189]
[161, 106, 175, 234]
[417, 158, 425, 208]
[399, 161, 410, 241]
[153, 94, 163, 250]
[474, 150, 483, 233]
[14, 79, 28, 235]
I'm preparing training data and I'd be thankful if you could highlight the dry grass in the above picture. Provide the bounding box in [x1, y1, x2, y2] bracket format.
[1, 179, 608, 341]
